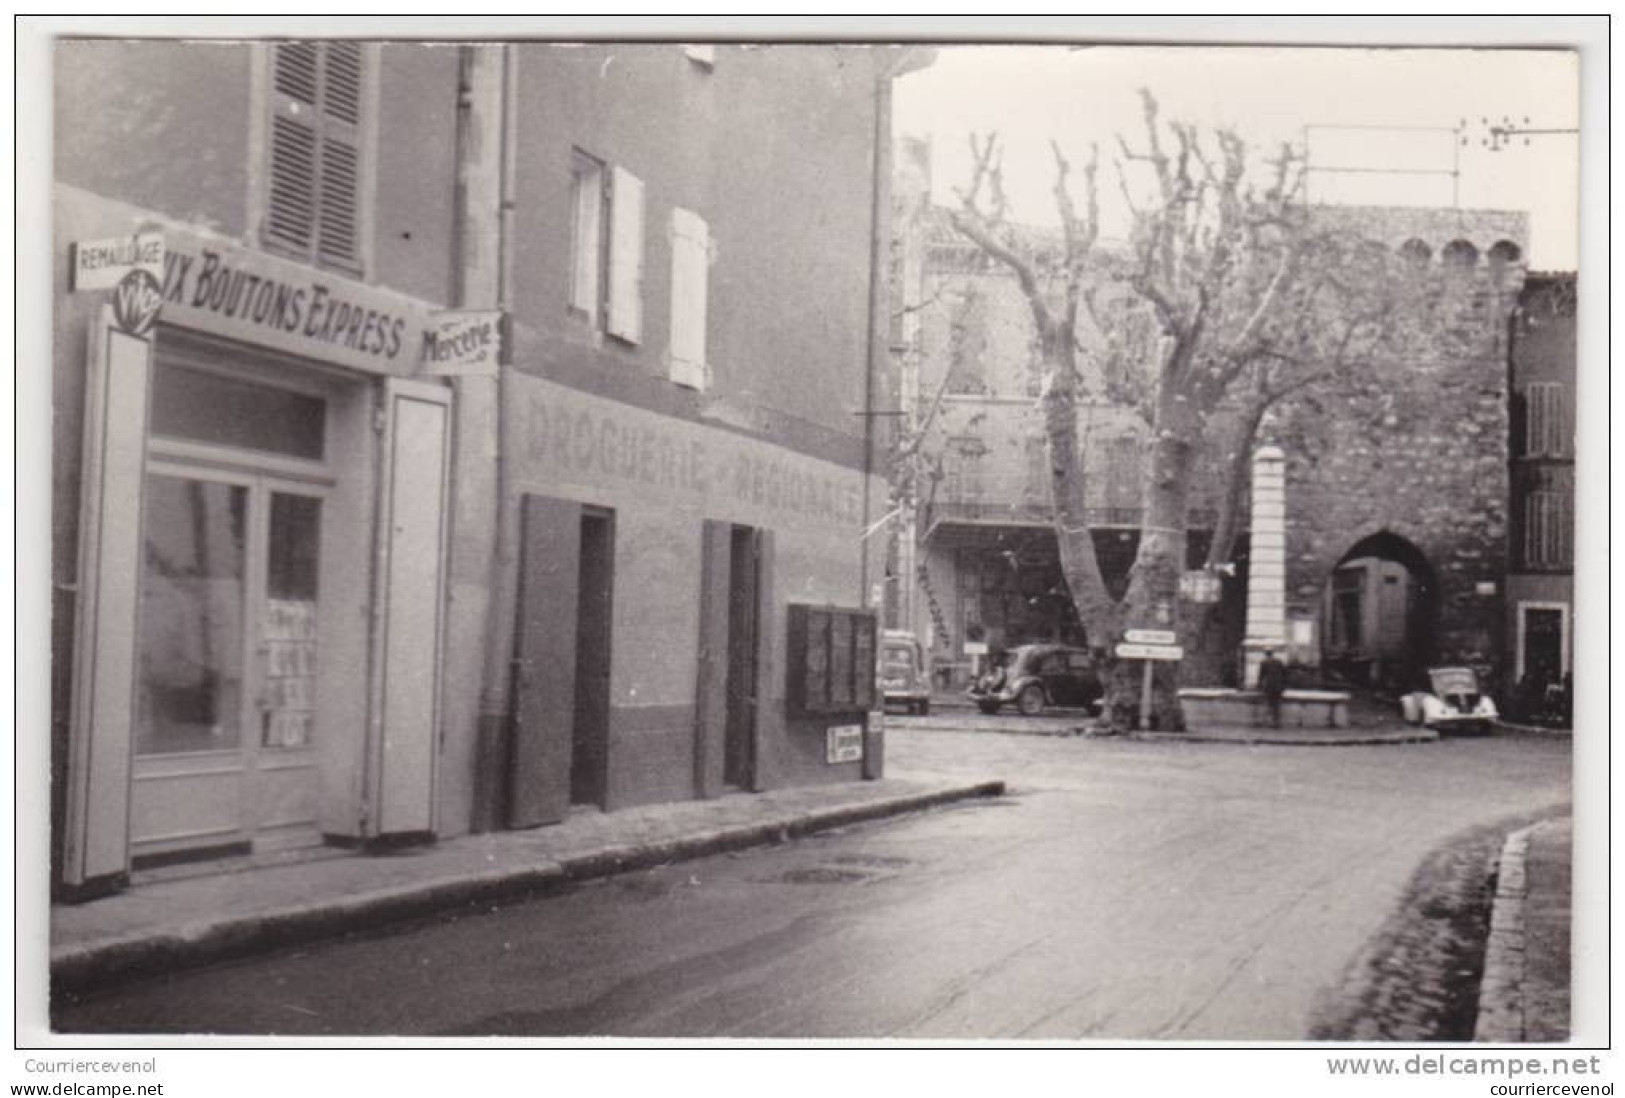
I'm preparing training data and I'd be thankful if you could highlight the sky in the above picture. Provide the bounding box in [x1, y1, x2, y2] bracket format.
[895, 45, 1580, 270]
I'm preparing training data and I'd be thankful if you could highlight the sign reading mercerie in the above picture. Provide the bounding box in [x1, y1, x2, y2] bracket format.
[422, 311, 503, 376]
[73, 232, 164, 292]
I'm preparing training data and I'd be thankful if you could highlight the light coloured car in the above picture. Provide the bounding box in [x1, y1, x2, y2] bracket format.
[1401, 666, 1498, 734]
[879, 630, 931, 715]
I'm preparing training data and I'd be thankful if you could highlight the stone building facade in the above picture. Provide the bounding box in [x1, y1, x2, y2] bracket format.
[52, 40, 907, 899]
[889, 145, 1529, 696]
[1504, 271, 1576, 721]
[1270, 207, 1527, 693]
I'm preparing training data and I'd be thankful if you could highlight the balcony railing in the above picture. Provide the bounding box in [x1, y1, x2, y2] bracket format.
[924, 491, 1217, 537]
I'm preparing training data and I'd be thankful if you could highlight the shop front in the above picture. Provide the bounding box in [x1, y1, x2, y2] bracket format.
[56, 201, 454, 897]
[498, 372, 883, 818]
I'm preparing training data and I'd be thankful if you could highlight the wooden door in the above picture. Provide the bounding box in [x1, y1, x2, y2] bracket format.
[509, 494, 580, 827]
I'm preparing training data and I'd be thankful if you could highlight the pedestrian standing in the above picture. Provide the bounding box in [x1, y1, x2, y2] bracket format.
[1258, 650, 1287, 729]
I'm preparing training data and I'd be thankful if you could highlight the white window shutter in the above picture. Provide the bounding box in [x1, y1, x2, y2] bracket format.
[669, 207, 710, 389]
[607, 166, 645, 344]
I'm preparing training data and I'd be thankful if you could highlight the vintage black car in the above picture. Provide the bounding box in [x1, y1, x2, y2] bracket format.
[967, 643, 1104, 716]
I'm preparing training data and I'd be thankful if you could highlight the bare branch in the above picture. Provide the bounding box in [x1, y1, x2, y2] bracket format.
[1226, 241, 1300, 362]
[948, 207, 1054, 335]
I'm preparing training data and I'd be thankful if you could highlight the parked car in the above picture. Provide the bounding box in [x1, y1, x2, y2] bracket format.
[1400, 666, 1499, 734]
[967, 643, 1104, 716]
[879, 630, 931, 715]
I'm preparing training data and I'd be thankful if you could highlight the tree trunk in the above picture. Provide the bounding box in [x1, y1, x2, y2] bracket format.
[1183, 396, 1267, 687]
[1040, 332, 1118, 643]
[1111, 394, 1201, 730]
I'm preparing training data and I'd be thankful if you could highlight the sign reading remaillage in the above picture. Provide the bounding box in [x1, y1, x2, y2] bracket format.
[73, 232, 164, 292]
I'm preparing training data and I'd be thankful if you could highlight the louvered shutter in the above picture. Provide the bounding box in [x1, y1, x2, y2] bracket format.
[668, 207, 709, 389]
[268, 43, 321, 253]
[607, 166, 645, 344]
[316, 42, 363, 270]
[266, 42, 364, 271]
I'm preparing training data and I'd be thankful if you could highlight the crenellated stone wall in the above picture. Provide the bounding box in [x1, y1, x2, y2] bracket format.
[1272, 206, 1528, 693]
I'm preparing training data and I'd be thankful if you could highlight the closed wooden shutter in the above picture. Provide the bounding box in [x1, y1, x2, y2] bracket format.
[63, 310, 155, 889]
[372, 379, 452, 837]
[268, 43, 321, 253]
[606, 166, 645, 344]
[316, 42, 363, 269]
[668, 207, 710, 389]
[509, 495, 583, 828]
[266, 41, 364, 271]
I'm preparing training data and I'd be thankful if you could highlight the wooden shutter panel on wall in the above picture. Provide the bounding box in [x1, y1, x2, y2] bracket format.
[316, 42, 363, 269]
[669, 207, 710, 389]
[266, 41, 365, 270]
[693, 520, 731, 798]
[62, 311, 154, 888]
[607, 166, 645, 344]
[509, 495, 583, 828]
[268, 43, 321, 253]
[372, 379, 452, 837]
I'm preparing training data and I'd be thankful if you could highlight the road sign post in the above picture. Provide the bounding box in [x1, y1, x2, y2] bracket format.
[1115, 638, 1184, 731]
[1139, 659, 1155, 731]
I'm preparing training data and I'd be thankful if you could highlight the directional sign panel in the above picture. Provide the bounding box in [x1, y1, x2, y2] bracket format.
[1115, 642, 1183, 661]
[1124, 628, 1177, 646]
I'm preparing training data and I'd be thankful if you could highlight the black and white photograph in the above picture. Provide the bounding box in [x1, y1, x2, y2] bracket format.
[14, 13, 1607, 1085]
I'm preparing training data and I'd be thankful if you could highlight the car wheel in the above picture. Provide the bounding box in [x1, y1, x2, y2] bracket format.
[1017, 685, 1045, 716]
[976, 700, 1000, 716]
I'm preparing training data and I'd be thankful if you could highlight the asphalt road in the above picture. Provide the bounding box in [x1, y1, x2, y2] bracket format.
[55, 725, 1570, 1040]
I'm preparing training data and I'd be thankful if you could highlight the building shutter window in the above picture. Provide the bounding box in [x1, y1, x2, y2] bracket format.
[1524, 383, 1564, 458]
[606, 166, 645, 344]
[266, 42, 366, 272]
[1524, 489, 1572, 569]
[668, 207, 710, 389]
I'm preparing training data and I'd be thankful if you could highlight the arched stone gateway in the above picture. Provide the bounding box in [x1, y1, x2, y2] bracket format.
[1320, 531, 1439, 692]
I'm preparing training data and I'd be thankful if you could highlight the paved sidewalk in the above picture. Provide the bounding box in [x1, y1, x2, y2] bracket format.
[1475, 817, 1572, 1042]
[52, 776, 1003, 995]
[901, 711, 1438, 746]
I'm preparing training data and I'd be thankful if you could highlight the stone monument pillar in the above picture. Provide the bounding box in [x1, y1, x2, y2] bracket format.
[1242, 445, 1288, 687]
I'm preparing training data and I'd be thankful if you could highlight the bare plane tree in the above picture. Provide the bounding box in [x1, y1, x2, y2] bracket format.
[948, 88, 1432, 727]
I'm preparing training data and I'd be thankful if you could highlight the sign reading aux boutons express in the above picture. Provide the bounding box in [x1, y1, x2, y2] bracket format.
[150, 231, 438, 377]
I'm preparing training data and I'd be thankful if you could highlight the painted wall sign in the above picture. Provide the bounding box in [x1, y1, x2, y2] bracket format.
[72, 231, 164, 292]
[512, 373, 871, 531]
[154, 230, 437, 377]
[422, 310, 503, 376]
[826, 724, 864, 764]
[110, 269, 162, 336]
[1180, 570, 1221, 603]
